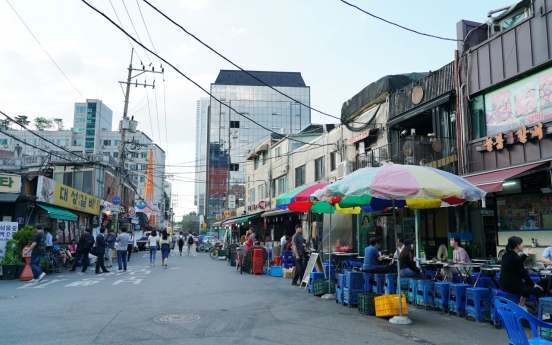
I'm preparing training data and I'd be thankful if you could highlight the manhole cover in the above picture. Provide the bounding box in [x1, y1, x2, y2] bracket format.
[0, 296, 15, 300]
[153, 314, 199, 323]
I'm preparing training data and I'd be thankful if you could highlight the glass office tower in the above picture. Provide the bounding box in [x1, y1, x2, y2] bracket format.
[194, 97, 209, 216]
[206, 70, 310, 223]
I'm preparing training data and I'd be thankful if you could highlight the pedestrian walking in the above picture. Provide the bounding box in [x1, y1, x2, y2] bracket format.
[116, 226, 130, 272]
[147, 229, 159, 267]
[160, 230, 171, 267]
[186, 232, 194, 256]
[95, 227, 109, 274]
[127, 232, 134, 261]
[25, 224, 46, 283]
[106, 229, 116, 268]
[69, 228, 94, 273]
[177, 231, 185, 256]
[291, 224, 305, 286]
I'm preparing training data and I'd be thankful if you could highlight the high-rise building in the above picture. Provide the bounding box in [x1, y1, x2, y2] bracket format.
[205, 70, 310, 223]
[194, 97, 209, 216]
[0, 99, 166, 223]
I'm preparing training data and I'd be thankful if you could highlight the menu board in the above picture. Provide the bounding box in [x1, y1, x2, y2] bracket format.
[497, 194, 552, 230]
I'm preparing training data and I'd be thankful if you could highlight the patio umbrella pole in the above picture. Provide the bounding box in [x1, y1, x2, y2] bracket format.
[389, 198, 413, 325]
[321, 210, 335, 300]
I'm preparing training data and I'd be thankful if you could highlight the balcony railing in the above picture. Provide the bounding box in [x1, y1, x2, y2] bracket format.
[354, 135, 459, 174]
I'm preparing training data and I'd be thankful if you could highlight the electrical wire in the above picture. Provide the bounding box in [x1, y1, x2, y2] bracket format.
[5, 0, 86, 100]
[108, 0, 143, 63]
[140, 0, 341, 122]
[82, 0, 329, 148]
[339, 0, 461, 42]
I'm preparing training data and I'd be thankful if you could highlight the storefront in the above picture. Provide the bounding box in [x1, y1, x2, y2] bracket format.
[34, 176, 101, 244]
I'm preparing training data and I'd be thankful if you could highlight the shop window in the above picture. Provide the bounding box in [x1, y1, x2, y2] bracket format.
[262, 150, 268, 165]
[254, 156, 259, 170]
[330, 152, 337, 171]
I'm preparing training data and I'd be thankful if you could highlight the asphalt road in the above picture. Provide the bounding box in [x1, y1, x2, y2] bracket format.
[0, 248, 511, 345]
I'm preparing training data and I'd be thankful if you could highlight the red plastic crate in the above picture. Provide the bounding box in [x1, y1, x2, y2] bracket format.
[253, 248, 264, 260]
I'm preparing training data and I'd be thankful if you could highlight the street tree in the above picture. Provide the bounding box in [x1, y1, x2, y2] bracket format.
[0, 119, 11, 130]
[14, 115, 30, 128]
[52, 118, 64, 130]
[34, 117, 54, 131]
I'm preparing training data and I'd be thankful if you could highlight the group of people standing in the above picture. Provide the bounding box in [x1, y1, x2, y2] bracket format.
[146, 230, 194, 267]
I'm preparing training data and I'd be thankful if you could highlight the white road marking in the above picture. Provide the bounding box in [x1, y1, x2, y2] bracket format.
[113, 276, 144, 285]
[17, 279, 67, 289]
[65, 278, 104, 287]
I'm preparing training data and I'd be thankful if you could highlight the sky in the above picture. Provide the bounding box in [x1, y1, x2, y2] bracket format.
[0, 0, 509, 219]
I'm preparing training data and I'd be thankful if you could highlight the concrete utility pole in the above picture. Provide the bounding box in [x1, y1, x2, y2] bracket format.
[112, 49, 163, 231]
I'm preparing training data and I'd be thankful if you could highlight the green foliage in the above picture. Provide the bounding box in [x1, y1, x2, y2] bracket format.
[52, 118, 64, 130]
[0, 239, 24, 265]
[200, 228, 208, 235]
[14, 115, 30, 127]
[33, 117, 54, 131]
[12, 225, 35, 250]
[188, 211, 197, 216]
[39, 256, 51, 272]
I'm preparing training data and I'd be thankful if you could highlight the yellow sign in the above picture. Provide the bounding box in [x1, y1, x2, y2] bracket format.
[224, 210, 231, 217]
[0, 174, 20, 193]
[37, 176, 100, 215]
[215, 214, 222, 220]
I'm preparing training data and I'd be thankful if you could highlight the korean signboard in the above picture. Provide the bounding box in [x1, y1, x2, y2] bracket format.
[37, 176, 100, 215]
[0, 174, 20, 193]
[0, 222, 18, 275]
[485, 66, 552, 137]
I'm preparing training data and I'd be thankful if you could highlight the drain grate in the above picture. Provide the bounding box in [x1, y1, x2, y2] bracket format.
[0, 296, 15, 300]
[153, 314, 200, 323]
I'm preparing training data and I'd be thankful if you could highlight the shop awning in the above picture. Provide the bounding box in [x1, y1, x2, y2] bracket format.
[0, 193, 20, 202]
[261, 209, 292, 217]
[36, 204, 78, 221]
[222, 219, 236, 226]
[463, 162, 545, 193]
[387, 93, 451, 127]
[212, 221, 222, 227]
[235, 213, 263, 225]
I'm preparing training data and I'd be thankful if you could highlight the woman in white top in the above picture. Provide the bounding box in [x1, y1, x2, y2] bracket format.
[147, 230, 160, 267]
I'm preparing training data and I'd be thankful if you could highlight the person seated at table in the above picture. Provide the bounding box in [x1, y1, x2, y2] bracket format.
[394, 238, 405, 259]
[67, 239, 77, 257]
[499, 236, 544, 310]
[442, 236, 471, 282]
[52, 239, 71, 266]
[310, 238, 318, 252]
[540, 245, 552, 267]
[399, 239, 422, 278]
[362, 237, 393, 274]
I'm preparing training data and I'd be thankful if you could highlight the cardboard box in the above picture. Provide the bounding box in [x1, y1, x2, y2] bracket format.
[282, 267, 294, 279]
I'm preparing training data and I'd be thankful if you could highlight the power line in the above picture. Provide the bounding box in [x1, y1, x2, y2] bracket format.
[107, 0, 143, 63]
[140, 0, 341, 121]
[339, 0, 461, 42]
[82, 0, 329, 148]
[121, 0, 151, 63]
[6, 0, 85, 99]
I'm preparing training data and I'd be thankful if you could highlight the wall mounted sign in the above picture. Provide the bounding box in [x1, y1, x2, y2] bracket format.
[477, 121, 546, 152]
[0, 174, 20, 193]
[36, 176, 100, 215]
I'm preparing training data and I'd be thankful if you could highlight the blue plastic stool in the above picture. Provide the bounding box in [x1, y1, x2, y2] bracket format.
[398, 277, 410, 295]
[466, 287, 491, 323]
[537, 297, 552, 336]
[490, 288, 519, 329]
[452, 275, 464, 284]
[345, 272, 364, 292]
[373, 274, 385, 294]
[309, 272, 325, 285]
[408, 279, 419, 304]
[475, 276, 494, 290]
[362, 273, 374, 293]
[449, 283, 470, 317]
[323, 263, 336, 279]
[335, 287, 344, 305]
[416, 280, 435, 310]
[337, 274, 347, 289]
[384, 274, 397, 295]
[434, 282, 452, 313]
[422, 270, 433, 280]
[343, 287, 360, 308]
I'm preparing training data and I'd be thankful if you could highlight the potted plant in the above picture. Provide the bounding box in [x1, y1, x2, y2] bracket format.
[12, 245, 25, 279]
[0, 239, 20, 280]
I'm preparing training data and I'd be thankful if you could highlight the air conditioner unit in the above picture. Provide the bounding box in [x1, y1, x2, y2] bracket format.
[3, 145, 8, 148]
[101, 145, 106, 149]
[337, 160, 353, 179]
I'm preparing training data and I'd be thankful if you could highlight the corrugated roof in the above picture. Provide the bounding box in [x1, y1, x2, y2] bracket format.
[213, 70, 307, 87]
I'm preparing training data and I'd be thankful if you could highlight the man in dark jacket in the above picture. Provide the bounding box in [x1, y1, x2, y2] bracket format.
[69, 228, 94, 273]
[95, 227, 109, 274]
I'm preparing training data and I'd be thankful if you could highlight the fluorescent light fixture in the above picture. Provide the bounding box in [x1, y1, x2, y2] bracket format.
[502, 181, 516, 186]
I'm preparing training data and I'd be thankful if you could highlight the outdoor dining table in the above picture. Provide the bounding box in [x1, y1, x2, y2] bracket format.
[447, 262, 484, 284]
[531, 269, 552, 292]
[474, 265, 501, 288]
[419, 261, 444, 281]
[330, 252, 359, 272]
